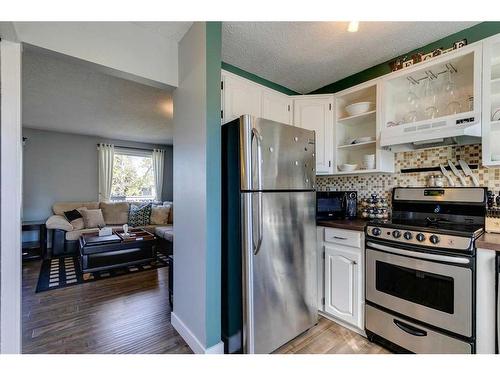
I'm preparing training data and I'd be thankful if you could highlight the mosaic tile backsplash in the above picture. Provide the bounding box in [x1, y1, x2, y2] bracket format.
[316, 144, 500, 207]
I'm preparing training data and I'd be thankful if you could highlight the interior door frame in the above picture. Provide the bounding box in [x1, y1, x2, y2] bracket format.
[0, 39, 23, 354]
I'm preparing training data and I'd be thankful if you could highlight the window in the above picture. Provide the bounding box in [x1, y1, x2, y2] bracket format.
[111, 148, 155, 201]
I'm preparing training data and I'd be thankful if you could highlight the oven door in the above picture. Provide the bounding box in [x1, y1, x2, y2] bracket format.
[366, 241, 473, 338]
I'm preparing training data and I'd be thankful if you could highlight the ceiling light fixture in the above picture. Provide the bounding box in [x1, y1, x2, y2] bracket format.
[347, 21, 359, 33]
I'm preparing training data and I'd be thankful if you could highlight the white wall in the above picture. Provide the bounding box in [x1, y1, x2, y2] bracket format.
[21, 128, 174, 221]
[12, 22, 180, 89]
[171, 22, 223, 354]
[1, 40, 23, 354]
[172, 22, 208, 350]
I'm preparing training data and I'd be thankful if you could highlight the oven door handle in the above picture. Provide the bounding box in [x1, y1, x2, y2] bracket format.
[366, 241, 470, 265]
[393, 319, 427, 337]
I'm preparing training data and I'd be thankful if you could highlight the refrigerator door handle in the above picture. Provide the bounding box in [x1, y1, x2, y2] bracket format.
[251, 127, 263, 190]
[253, 192, 263, 255]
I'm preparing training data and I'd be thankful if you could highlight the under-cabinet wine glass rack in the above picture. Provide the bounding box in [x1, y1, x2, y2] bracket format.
[406, 63, 458, 85]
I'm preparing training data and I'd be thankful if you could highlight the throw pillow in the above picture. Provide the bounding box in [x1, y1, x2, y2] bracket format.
[166, 203, 173, 224]
[81, 209, 106, 229]
[72, 207, 88, 230]
[63, 209, 82, 222]
[150, 205, 170, 225]
[99, 201, 129, 225]
[63, 208, 86, 230]
[128, 203, 152, 227]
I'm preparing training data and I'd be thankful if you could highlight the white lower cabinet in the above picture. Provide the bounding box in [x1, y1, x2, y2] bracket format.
[317, 226, 365, 332]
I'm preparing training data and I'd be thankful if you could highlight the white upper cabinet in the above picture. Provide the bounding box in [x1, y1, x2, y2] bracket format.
[261, 89, 292, 124]
[482, 34, 500, 167]
[221, 71, 261, 123]
[221, 70, 292, 125]
[292, 95, 335, 175]
[380, 43, 482, 149]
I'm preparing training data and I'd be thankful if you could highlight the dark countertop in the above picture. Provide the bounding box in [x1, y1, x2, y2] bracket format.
[476, 232, 500, 252]
[316, 218, 368, 232]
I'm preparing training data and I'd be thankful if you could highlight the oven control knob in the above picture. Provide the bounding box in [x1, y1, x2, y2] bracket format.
[416, 233, 426, 242]
[392, 230, 401, 238]
[403, 231, 413, 240]
[371, 227, 381, 236]
[429, 235, 440, 244]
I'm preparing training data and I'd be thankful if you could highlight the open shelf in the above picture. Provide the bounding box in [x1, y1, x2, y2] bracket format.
[337, 110, 376, 126]
[337, 140, 376, 149]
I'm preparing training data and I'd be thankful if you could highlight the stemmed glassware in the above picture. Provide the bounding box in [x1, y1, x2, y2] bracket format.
[444, 70, 462, 115]
[404, 81, 419, 123]
[423, 78, 439, 120]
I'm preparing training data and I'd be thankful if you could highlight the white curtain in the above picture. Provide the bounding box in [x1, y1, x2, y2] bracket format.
[97, 143, 114, 202]
[152, 149, 165, 201]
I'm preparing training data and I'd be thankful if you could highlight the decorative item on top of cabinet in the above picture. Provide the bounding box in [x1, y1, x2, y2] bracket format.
[292, 94, 335, 175]
[388, 38, 468, 72]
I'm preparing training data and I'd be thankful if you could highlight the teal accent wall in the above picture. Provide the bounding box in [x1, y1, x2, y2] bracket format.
[310, 22, 500, 94]
[205, 21, 222, 348]
[221, 61, 300, 95]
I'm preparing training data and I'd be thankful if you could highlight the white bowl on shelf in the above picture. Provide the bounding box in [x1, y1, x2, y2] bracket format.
[338, 164, 358, 172]
[354, 136, 375, 144]
[345, 102, 373, 117]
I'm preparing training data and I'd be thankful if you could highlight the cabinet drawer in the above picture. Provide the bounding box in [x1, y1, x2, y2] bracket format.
[366, 305, 472, 354]
[323, 227, 362, 248]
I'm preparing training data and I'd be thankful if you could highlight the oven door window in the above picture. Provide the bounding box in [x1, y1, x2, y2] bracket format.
[375, 261, 454, 314]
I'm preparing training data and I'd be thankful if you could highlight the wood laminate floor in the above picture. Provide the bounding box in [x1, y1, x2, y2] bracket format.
[22, 259, 192, 354]
[275, 316, 390, 354]
[23, 260, 387, 355]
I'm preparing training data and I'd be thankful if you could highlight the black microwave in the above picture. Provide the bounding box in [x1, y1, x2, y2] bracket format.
[316, 191, 357, 220]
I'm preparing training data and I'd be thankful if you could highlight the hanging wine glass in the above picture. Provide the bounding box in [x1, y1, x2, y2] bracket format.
[404, 81, 419, 123]
[423, 78, 438, 120]
[444, 69, 462, 115]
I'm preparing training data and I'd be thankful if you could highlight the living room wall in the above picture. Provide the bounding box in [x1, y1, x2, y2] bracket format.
[22, 127, 173, 221]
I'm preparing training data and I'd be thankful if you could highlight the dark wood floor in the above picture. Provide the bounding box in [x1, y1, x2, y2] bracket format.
[22, 259, 192, 354]
[23, 259, 387, 355]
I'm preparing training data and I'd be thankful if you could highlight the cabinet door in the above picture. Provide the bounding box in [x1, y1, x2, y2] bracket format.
[222, 73, 261, 123]
[261, 89, 292, 124]
[293, 96, 334, 174]
[324, 244, 360, 327]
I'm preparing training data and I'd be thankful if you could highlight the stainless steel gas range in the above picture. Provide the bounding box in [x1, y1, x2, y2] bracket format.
[365, 187, 487, 354]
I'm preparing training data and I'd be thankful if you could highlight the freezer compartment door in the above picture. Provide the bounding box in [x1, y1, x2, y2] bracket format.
[242, 191, 317, 354]
[239, 115, 316, 191]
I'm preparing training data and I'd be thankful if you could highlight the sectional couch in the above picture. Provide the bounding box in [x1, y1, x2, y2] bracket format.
[46, 201, 173, 256]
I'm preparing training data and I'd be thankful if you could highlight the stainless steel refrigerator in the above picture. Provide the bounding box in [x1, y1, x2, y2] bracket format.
[222, 115, 317, 354]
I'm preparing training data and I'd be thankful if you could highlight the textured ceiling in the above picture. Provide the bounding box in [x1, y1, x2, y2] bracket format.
[222, 22, 479, 93]
[131, 21, 193, 42]
[23, 49, 173, 144]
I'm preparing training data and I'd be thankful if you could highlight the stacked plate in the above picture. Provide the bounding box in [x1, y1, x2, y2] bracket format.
[362, 154, 375, 170]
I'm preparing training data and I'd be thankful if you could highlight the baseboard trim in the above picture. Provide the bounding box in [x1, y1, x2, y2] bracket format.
[171, 311, 224, 354]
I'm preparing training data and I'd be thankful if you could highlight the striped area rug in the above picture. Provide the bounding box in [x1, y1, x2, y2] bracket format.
[36, 252, 169, 293]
